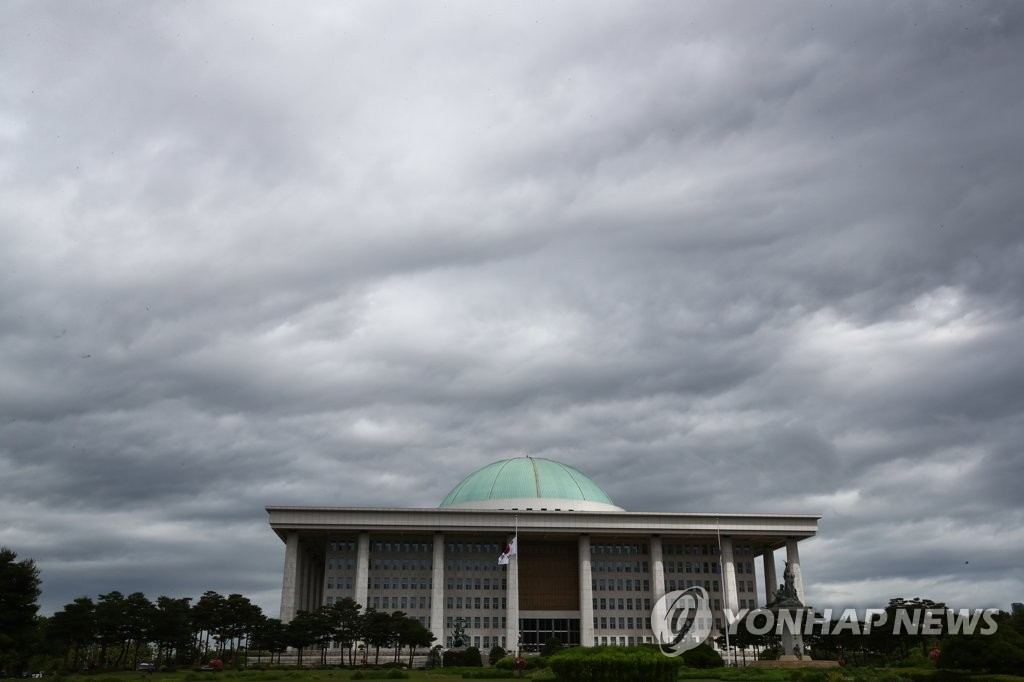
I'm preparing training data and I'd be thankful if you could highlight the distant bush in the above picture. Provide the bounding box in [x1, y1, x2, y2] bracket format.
[548, 645, 682, 682]
[681, 642, 724, 669]
[494, 656, 541, 671]
[488, 645, 506, 665]
[444, 647, 484, 667]
[542, 637, 563, 657]
[350, 671, 408, 680]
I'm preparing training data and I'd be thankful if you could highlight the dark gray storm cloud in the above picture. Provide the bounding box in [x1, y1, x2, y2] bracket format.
[1, 0, 1022, 614]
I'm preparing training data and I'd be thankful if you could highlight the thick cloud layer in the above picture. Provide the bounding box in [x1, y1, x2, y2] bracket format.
[2, 1, 1022, 616]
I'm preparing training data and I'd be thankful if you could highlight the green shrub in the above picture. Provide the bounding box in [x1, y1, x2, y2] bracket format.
[681, 642, 724, 669]
[494, 655, 541, 670]
[542, 637, 563, 657]
[444, 647, 484, 667]
[488, 645, 506, 665]
[547, 645, 682, 682]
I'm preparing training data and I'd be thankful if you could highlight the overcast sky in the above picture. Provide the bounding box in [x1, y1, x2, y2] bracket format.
[2, 1, 1022, 618]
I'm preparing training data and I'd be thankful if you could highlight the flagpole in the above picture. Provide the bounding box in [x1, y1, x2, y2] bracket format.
[717, 517, 731, 667]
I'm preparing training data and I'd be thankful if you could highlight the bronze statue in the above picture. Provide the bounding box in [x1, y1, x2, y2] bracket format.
[767, 560, 803, 608]
[452, 617, 468, 648]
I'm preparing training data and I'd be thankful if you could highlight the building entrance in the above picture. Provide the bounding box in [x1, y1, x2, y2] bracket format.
[519, 617, 580, 649]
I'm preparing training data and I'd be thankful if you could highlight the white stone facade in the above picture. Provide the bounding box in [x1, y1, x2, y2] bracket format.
[268, 506, 819, 650]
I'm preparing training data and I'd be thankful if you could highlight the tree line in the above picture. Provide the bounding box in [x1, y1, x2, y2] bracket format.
[2, 547, 434, 674]
[714, 597, 1024, 674]
[45, 593, 434, 671]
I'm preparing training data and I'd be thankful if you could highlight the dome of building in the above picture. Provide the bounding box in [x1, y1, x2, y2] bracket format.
[439, 456, 624, 512]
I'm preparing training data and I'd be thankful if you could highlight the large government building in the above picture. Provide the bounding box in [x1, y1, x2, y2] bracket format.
[267, 457, 819, 651]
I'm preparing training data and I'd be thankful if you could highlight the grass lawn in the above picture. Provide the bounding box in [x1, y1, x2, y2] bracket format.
[47, 670, 539, 682]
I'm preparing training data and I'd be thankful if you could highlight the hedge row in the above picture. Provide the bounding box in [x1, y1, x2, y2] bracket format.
[547, 646, 682, 682]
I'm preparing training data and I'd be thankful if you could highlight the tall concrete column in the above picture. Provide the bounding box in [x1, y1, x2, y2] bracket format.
[304, 549, 317, 611]
[297, 544, 310, 612]
[431, 532, 445, 644]
[762, 548, 778, 605]
[578, 535, 594, 647]
[785, 538, 805, 604]
[649, 536, 666, 642]
[720, 537, 739, 616]
[505, 535, 520, 653]
[650, 536, 665, 598]
[311, 552, 325, 610]
[354, 532, 370, 610]
[279, 532, 301, 623]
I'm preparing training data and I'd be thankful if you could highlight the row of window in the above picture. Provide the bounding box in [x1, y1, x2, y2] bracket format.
[447, 543, 502, 555]
[593, 597, 652, 611]
[333, 558, 753, 576]
[369, 595, 428, 611]
[589, 543, 648, 556]
[327, 577, 756, 597]
[446, 560, 503, 572]
[594, 616, 649, 631]
[446, 616, 506, 631]
[331, 540, 760, 559]
[662, 560, 755, 575]
[591, 560, 645, 573]
[598, 636, 652, 646]
[375, 542, 432, 554]
[663, 543, 720, 556]
[372, 577, 430, 591]
[325, 595, 430, 615]
[445, 596, 506, 610]
[446, 635, 504, 649]
[307, 540, 738, 562]
[665, 578, 756, 593]
[446, 577, 506, 591]
[327, 559, 355, 571]
[372, 558, 431, 571]
[329, 542, 357, 553]
[591, 579, 647, 592]
[326, 577, 353, 590]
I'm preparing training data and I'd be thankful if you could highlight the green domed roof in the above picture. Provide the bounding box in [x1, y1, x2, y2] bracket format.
[440, 457, 619, 509]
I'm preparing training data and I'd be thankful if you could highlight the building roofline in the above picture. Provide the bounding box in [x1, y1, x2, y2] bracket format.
[265, 505, 822, 520]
